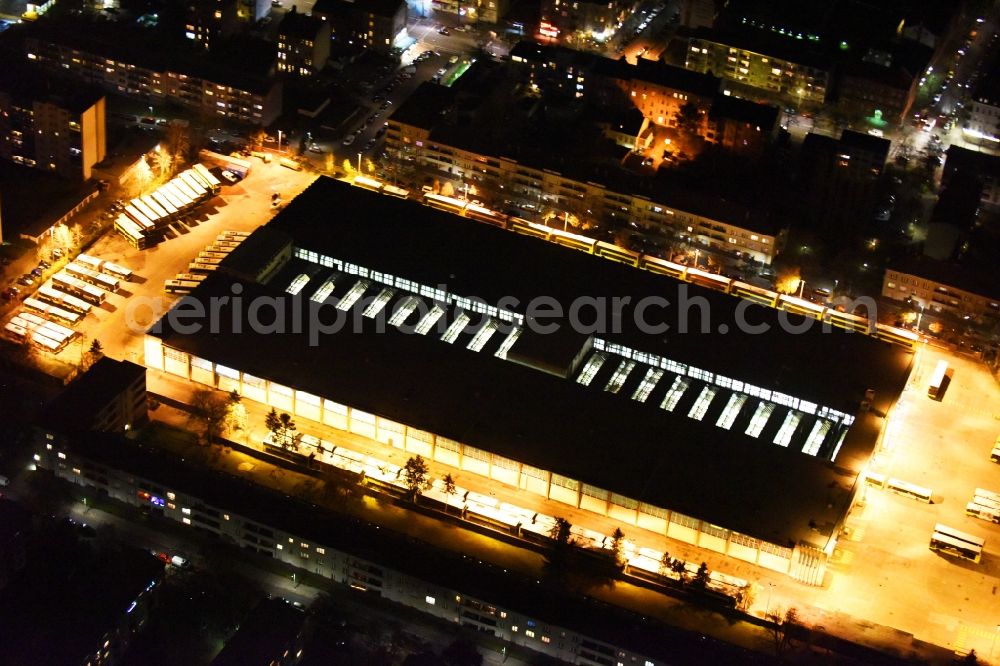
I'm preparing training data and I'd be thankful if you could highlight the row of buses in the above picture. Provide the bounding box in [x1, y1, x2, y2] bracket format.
[966, 488, 1000, 526]
[346, 186, 922, 350]
[930, 523, 985, 563]
[75, 253, 133, 282]
[4, 310, 77, 353]
[165, 230, 249, 294]
[115, 164, 222, 250]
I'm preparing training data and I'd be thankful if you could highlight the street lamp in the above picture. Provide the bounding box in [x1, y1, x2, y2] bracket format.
[277, 130, 283, 154]
[798, 278, 806, 299]
[765, 582, 776, 620]
[915, 303, 925, 333]
[357, 152, 362, 174]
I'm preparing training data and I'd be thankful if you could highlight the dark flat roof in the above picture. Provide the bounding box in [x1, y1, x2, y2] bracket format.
[0, 61, 104, 114]
[23, 18, 277, 95]
[708, 95, 780, 129]
[313, 0, 405, 19]
[690, 27, 834, 71]
[46, 357, 145, 431]
[212, 598, 304, 665]
[153, 178, 913, 546]
[839, 129, 891, 158]
[945, 144, 1000, 178]
[0, 527, 163, 666]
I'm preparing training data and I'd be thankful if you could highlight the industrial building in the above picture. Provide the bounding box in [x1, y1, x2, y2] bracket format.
[144, 177, 912, 584]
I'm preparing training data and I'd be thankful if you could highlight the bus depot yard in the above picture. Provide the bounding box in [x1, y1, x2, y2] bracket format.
[1, 157, 317, 375]
[6, 168, 1000, 661]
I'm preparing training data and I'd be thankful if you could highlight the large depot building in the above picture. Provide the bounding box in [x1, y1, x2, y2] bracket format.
[144, 177, 912, 585]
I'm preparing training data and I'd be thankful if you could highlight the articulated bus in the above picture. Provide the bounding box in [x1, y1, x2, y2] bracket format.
[179, 172, 208, 198]
[778, 294, 826, 320]
[874, 323, 919, 350]
[124, 205, 156, 231]
[548, 228, 597, 253]
[640, 256, 686, 280]
[37, 285, 92, 315]
[927, 360, 949, 400]
[6, 318, 65, 353]
[164, 279, 203, 295]
[729, 281, 778, 307]
[423, 192, 468, 215]
[23, 298, 82, 326]
[212, 239, 242, 249]
[198, 251, 228, 261]
[594, 241, 640, 267]
[141, 195, 170, 221]
[885, 478, 932, 503]
[151, 192, 179, 218]
[220, 230, 250, 239]
[685, 267, 730, 294]
[174, 273, 207, 283]
[509, 217, 550, 240]
[17, 311, 74, 343]
[991, 441, 1000, 464]
[464, 204, 506, 228]
[204, 245, 234, 255]
[75, 254, 103, 272]
[930, 523, 984, 563]
[101, 261, 133, 281]
[193, 163, 223, 192]
[131, 198, 162, 226]
[172, 178, 200, 202]
[279, 157, 302, 172]
[974, 488, 1000, 508]
[189, 262, 219, 274]
[352, 175, 383, 192]
[966, 502, 1000, 524]
[382, 184, 409, 199]
[65, 263, 120, 292]
[825, 309, 873, 334]
[52, 273, 106, 305]
[158, 183, 188, 211]
[115, 214, 152, 250]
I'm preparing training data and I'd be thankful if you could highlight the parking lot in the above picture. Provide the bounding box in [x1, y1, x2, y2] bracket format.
[823, 347, 1000, 658]
[8, 160, 316, 369]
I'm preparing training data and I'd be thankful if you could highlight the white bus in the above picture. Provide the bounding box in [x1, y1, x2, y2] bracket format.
[353, 175, 383, 192]
[967, 502, 1000, 524]
[165, 279, 203, 295]
[124, 205, 156, 231]
[219, 230, 250, 239]
[992, 440, 1000, 464]
[23, 297, 82, 325]
[189, 261, 219, 274]
[197, 251, 228, 261]
[174, 273, 207, 283]
[930, 523, 984, 563]
[974, 488, 1000, 509]
[16, 311, 74, 343]
[382, 184, 409, 199]
[37, 285, 92, 314]
[65, 263, 120, 292]
[927, 360, 948, 400]
[115, 214, 151, 250]
[885, 478, 932, 503]
[52, 272, 106, 305]
[193, 163, 223, 192]
[101, 261, 133, 281]
[423, 192, 467, 215]
[151, 191, 179, 218]
[204, 244, 234, 255]
[76, 254, 103, 272]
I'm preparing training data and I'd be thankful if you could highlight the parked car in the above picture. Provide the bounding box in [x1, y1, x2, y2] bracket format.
[438, 26, 450, 35]
[30, 267, 42, 277]
[342, 134, 356, 147]
[308, 144, 324, 154]
[364, 138, 377, 151]
[38, 260, 51, 269]
[17, 274, 35, 286]
[220, 170, 239, 183]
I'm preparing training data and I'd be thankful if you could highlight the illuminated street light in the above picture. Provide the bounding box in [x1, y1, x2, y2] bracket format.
[798, 278, 806, 299]
[277, 130, 283, 154]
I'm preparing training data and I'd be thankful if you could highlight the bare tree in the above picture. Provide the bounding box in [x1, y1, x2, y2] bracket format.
[767, 606, 799, 657]
[188, 389, 229, 444]
[403, 455, 433, 500]
[609, 527, 626, 568]
[441, 473, 457, 512]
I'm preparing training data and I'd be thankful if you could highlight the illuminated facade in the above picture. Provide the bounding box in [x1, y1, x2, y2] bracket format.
[23, 36, 282, 125]
[312, 0, 407, 54]
[685, 29, 831, 106]
[882, 261, 1000, 320]
[140, 178, 913, 585]
[182, 0, 239, 50]
[0, 67, 106, 181]
[387, 112, 783, 265]
[539, 0, 630, 42]
[277, 10, 331, 76]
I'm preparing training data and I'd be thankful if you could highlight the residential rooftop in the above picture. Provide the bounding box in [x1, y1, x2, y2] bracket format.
[312, 0, 405, 19]
[0, 61, 104, 114]
[889, 255, 1000, 302]
[45, 357, 145, 432]
[212, 597, 304, 666]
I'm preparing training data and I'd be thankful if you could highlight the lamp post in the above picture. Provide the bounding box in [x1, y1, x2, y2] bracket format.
[915, 303, 925, 332]
[357, 152, 362, 174]
[798, 278, 806, 299]
[277, 130, 283, 154]
[765, 582, 776, 621]
[991, 624, 1000, 659]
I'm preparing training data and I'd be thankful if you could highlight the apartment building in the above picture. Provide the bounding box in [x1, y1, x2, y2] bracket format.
[943, 145, 1000, 209]
[685, 27, 832, 106]
[883, 257, 1000, 320]
[0, 64, 106, 181]
[24, 26, 282, 125]
[538, 0, 631, 40]
[966, 70, 1000, 147]
[312, 0, 407, 54]
[37, 429, 675, 666]
[388, 85, 784, 264]
[182, 0, 239, 50]
[277, 9, 331, 75]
